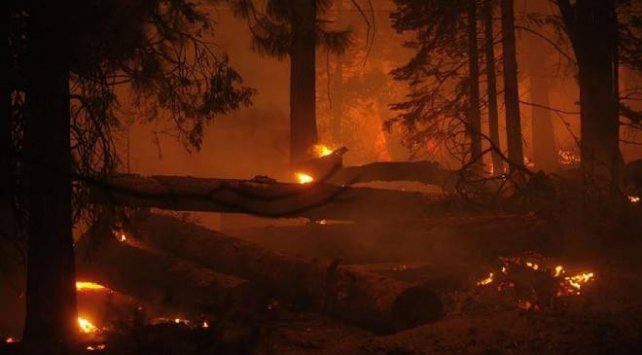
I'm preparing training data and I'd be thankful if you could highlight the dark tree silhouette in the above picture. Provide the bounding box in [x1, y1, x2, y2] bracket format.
[483, 0, 504, 174]
[227, 0, 351, 165]
[3, 0, 254, 348]
[501, 0, 524, 172]
[467, 0, 483, 166]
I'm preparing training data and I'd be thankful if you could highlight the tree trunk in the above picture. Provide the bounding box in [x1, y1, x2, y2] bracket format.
[558, 0, 620, 198]
[22, 1, 77, 347]
[483, 0, 504, 174]
[0, 0, 15, 240]
[124, 213, 443, 333]
[501, 0, 524, 172]
[526, 0, 557, 173]
[331, 56, 344, 144]
[576, 4, 620, 198]
[467, 0, 482, 166]
[290, 0, 318, 166]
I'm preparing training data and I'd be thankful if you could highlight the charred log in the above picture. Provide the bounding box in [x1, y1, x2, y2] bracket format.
[76, 226, 251, 317]
[89, 174, 436, 222]
[120, 213, 443, 333]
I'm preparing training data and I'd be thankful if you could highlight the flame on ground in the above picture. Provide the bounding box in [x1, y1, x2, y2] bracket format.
[5, 337, 15, 343]
[295, 173, 314, 184]
[558, 149, 581, 165]
[560, 272, 595, 296]
[86, 344, 106, 351]
[78, 317, 98, 334]
[76, 281, 107, 292]
[628, 195, 640, 204]
[476, 272, 494, 286]
[313, 144, 334, 158]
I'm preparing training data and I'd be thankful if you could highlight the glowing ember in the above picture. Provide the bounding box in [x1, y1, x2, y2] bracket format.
[119, 233, 127, 242]
[561, 272, 595, 296]
[628, 195, 640, 204]
[313, 144, 333, 157]
[525, 262, 539, 271]
[558, 149, 581, 165]
[477, 272, 494, 286]
[202, 321, 209, 328]
[78, 317, 98, 334]
[86, 344, 106, 351]
[5, 337, 15, 343]
[295, 173, 314, 184]
[553, 265, 565, 277]
[76, 281, 106, 292]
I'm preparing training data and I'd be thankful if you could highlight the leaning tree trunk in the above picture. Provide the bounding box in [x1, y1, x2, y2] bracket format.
[22, 1, 77, 348]
[467, 0, 482, 166]
[290, 0, 318, 166]
[501, 0, 524, 172]
[483, 0, 504, 174]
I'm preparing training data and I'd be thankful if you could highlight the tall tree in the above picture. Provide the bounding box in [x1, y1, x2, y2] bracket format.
[467, 0, 483, 166]
[526, 39, 558, 172]
[6, 0, 253, 347]
[228, 0, 351, 165]
[21, 1, 77, 345]
[483, 0, 504, 174]
[556, 0, 620, 198]
[290, 0, 318, 165]
[501, 0, 524, 172]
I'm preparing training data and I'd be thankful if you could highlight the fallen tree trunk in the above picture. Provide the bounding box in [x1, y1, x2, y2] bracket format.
[119, 212, 443, 333]
[90, 174, 438, 221]
[327, 161, 455, 188]
[76, 221, 251, 316]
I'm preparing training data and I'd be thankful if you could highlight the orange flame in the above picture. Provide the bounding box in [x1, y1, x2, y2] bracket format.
[313, 144, 333, 158]
[86, 344, 106, 351]
[295, 173, 314, 184]
[76, 281, 107, 292]
[628, 195, 640, 204]
[78, 317, 98, 333]
[476, 272, 494, 286]
[5, 337, 15, 343]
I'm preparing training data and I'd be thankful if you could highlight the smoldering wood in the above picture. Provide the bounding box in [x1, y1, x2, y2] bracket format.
[120, 212, 443, 333]
[89, 174, 440, 221]
[75, 224, 251, 316]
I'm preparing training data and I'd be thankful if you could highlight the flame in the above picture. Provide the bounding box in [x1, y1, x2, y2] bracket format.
[558, 149, 581, 165]
[5, 337, 15, 343]
[86, 344, 106, 351]
[202, 321, 209, 328]
[553, 265, 565, 277]
[295, 173, 314, 184]
[76, 281, 107, 292]
[313, 144, 333, 157]
[525, 262, 539, 271]
[476, 272, 494, 286]
[628, 195, 640, 204]
[565, 272, 595, 291]
[119, 233, 127, 242]
[78, 317, 98, 333]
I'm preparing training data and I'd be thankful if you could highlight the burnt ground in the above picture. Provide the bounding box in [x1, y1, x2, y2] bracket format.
[3, 210, 642, 354]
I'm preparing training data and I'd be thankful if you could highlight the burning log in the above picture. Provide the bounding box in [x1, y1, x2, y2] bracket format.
[76, 224, 251, 316]
[89, 174, 436, 221]
[119, 212, 443, 333]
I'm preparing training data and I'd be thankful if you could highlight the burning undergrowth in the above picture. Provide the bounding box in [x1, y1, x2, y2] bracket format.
[464, 255, 596, 313]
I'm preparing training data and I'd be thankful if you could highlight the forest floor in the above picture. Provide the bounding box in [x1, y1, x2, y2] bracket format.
[3, 210, 642, 354]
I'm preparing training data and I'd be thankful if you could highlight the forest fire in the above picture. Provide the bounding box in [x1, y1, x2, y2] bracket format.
[313, 144, 334, 157]
[295, 172, 314, 184]
[78, 317, 98, 334]
[75, 281, 107, 292]
[558, 149, 581, 165]
[476, 256, 597, 308]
